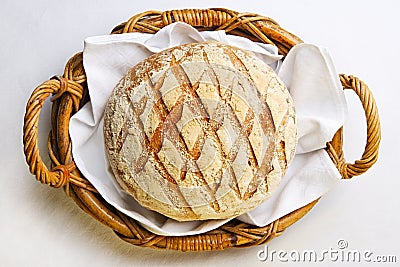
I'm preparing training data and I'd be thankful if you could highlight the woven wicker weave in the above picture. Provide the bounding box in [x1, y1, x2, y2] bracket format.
[23, 8, 381, 251]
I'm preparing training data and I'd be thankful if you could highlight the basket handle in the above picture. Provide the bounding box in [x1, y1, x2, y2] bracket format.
[327, 74, 381, 179]
[23, 75, 83, 187]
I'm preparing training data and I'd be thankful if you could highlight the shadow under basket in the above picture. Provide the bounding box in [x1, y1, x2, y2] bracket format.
[23, 8, 381, 251]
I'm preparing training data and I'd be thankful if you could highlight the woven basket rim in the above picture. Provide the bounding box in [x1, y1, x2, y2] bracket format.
[22, 8, 381, 251]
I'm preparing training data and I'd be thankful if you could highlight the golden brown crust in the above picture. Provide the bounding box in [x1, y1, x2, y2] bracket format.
[104, 42, 297, 221]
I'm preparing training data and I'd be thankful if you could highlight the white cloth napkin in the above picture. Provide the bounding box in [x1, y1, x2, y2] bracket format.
[69, 22, 347, 236]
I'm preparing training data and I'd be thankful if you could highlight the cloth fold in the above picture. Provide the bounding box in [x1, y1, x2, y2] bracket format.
[69, 22, 346, 236]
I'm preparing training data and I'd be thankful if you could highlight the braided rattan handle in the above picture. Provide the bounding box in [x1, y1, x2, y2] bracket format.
[327, 74, 381, 179]
[23, 55, 85, 187]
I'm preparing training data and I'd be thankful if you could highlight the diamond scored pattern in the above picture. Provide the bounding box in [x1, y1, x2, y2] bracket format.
[122, 46, 276, 216]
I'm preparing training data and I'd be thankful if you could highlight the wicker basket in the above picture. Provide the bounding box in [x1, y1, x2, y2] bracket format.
[23, 8, 381, 251]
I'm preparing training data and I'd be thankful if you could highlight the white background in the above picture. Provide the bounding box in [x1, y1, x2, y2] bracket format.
[1, 0, 399, 266]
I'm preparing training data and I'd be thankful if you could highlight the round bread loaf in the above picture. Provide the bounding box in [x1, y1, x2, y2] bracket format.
[104, 42, 297, 221]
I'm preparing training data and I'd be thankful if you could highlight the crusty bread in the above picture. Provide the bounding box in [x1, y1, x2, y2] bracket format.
[104, 42, 297, 221]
